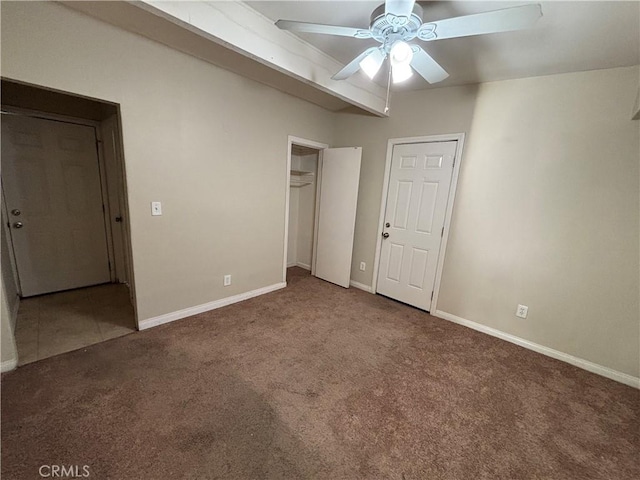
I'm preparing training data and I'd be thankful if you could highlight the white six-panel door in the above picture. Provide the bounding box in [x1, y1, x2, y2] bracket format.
[314, 147, 362, 288]
[2, 114, 111, 296]
[376, 141, 457, 310]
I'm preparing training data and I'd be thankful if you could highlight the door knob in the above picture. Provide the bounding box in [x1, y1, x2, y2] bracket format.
[11, 209, 21, 216]
[385, 222, 390, 227]
[382, 232, 389, 238]
[13, 222, 23, 229]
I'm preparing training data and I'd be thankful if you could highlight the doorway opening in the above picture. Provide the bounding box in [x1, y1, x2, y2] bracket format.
[1, 79, 136, 366]
[286, 141, 322, 283]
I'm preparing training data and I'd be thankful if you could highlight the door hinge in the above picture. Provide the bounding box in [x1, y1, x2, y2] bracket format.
[441, 227, 444, 237]
[431, 291, 434, 301]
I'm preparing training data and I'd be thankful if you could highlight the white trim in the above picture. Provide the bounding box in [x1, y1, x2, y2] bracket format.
[1, 358, 18, 373]
[371, 133, 466, 315]
[296, 262, 311, 271]
[138, 282, 287, 330]
[349, 280, 373, 293]
[433, 310, 640, 389]
[283, 136, 328, 283]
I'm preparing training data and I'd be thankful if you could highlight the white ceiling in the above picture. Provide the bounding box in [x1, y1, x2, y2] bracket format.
[247, 1, 640, 90]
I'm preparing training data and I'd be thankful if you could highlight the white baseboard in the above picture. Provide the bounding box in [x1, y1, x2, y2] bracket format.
[433, 310, 640, 389]
[349, 280, 373, 293]
[139, 282, 287, 330]
[286, 262, 297, 268]
[1, 358, 18, 373]
[296, 262, 311, 270]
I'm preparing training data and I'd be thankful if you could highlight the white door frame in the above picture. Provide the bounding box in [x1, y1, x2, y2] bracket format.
[371, 133, 466, 313]
[283, 135, 328, 283]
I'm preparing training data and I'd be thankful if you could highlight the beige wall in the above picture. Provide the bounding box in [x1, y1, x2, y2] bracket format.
[438, 67, 639, 377]
[336, 67, 639, 377]
[1, 1, 335, 320]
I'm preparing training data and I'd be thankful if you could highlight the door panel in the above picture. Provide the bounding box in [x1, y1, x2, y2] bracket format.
[314, 147, 362, 288]
[2, 114, 111, 296]
[376, 141, 457, 310]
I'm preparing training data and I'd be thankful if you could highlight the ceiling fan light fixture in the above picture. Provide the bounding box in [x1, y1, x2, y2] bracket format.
[359, 48, 386, 79]
[392, 63, 413, 83]
[390, 41, 414, 83]
[390, 41, 413, 66]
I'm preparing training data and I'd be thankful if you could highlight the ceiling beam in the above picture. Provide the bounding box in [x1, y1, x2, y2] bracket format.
[63, 1, 388, 116]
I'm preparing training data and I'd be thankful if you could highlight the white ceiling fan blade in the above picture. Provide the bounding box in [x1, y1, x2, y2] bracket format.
[410, 46, 449, 84]
[275, 20, 372, 39]
[418, 4, 542, 41]
[332, 48, 378, 80]
[385, 0, 416, 19]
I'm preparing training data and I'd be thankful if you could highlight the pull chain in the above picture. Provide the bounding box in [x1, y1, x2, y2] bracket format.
[384, 58, 392, 114]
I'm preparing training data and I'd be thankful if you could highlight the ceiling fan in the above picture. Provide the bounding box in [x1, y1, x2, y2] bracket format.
[276, 0, 542, 85]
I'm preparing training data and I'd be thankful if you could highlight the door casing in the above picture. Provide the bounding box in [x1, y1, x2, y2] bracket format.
[372, 133, 466, 313]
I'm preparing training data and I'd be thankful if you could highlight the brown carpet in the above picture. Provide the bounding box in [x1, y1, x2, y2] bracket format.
[2, 267, 638, 479]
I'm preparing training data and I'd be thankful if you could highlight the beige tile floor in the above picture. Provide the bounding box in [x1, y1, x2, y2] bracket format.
[14, 283, 136, 366]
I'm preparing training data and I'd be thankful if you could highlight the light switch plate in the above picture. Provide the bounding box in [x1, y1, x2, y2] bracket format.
[151, 201, 162, 216]
[223, 275, 231, 286]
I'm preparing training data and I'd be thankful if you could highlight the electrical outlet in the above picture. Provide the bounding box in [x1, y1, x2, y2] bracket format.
[151, 201, 162, 216]
[359, 262, 366, 271]
[516, 304, 529, 319]
[223, 275, 231, 287]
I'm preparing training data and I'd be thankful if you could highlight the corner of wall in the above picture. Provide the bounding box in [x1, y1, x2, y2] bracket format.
[0, 277, 19, 372]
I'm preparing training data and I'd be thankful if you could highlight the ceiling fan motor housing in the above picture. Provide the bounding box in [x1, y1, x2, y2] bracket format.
[370, 2, 424, 49]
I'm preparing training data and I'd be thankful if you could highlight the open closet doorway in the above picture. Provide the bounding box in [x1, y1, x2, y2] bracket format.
[1, 79, 137, 367]
[287, 143, 321, 272]
[284, 136, 362, 288]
